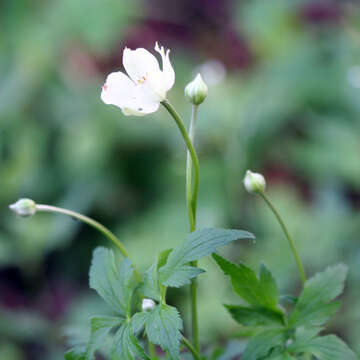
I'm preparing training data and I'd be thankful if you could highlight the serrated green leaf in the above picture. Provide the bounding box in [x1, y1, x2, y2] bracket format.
[89, 247, 136, 316]
[65, 348, 86, 360]
[159, 228, 254, 288]
[157, 249, 172, 269]
[288, 264, 347, 328]
[290, 326, 324, 345]
[225, 305, 284, 327]
[213, 254, 281, 312]
[294, 302, 340, 328]
[259, 263, 279, 309]
[140, 262, 161, 301]
[111, 322, 150, 360]
[145, 304, 183, 360]
[160, 265, 205, 287]
[288, 334, 357, 360]
[242, 328, 286, 360]
[131, 312, 148, 334]
[140, 249, 173, 301]
[86, 316, 123, 360]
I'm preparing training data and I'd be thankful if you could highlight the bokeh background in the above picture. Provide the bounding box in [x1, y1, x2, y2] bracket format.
[1, 0, 360, 358]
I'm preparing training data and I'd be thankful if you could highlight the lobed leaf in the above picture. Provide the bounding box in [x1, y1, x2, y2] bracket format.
[140, 249, 172, 301]
[225, 305, 284, 327]
[86, 315, 124, 360]
[242, 328, 286, 360]
[259, 263, 279, 309]
[159, 228, 254, 288]
[213, 254, 281, 313]
[288, 264, 347, 328]
[288, 334, 357, 360]
[131, 311, 148, 335]
[145, 304, 183, 360]
[111, 322, 150, 360]
[89, 247, 136, 316]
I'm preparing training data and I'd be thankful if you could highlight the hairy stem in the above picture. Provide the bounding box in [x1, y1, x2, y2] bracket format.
[259, 192, 306, 285]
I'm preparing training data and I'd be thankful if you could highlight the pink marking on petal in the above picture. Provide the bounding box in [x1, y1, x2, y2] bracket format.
[103, 84, 108, 91]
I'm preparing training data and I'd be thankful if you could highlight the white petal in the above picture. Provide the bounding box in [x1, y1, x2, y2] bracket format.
[142, 69, 167, 102]
[155, 42, 175, 91]
[101, 71, 137, 108]
[122, 103, 159, 117]
[101, 71, 160, 116]
[123, 47, 160, 84]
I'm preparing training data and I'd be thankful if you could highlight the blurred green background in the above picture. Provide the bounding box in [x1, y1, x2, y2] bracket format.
[1, 0, 360, 358]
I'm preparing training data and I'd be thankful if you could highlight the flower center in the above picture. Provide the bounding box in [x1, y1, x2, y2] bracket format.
[137, 74, 147, 84]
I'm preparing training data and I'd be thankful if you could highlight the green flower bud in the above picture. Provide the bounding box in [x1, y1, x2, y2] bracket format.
[184, 74, 208, 105]
[9, 198, 37, 217]
[142, 298, 156, 312]
[244, 170, 266, 194]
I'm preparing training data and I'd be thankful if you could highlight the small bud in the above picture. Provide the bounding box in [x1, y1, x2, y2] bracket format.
[184, 74, 208, 105]
[9, 198, 37, 217]
[244, 170, 266, 194]
[142, 298, 156, 312]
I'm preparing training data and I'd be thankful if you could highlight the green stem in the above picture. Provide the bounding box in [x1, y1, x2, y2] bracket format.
[182, 335, 202, 360]
[161, 100, 200, 226]
[161, 100, 201, 354]
[185, 105, 200, 353]
[259, 192, 306, 285]
[189, 274, 199, 351]
[35, 204, 141, 282]
[186, 105, 199, 223]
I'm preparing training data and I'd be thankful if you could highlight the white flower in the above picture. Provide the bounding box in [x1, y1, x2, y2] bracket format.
[101, 42, 175, 116]
[244, 170, 266, 194]
[142, 298, 156, 312]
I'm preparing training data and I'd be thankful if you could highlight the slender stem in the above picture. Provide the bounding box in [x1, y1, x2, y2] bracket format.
[161, 100, 200, 222]
[186, 105, 199, 223]
[182, 336, 202, 360]
[161, 100, 201, 354]
[189, 275, 199, 351]
[185, 105, 200, 353]
[35, 204, 141, 282]
[258, 192, 306, 285]
[161, 285, 167, 304]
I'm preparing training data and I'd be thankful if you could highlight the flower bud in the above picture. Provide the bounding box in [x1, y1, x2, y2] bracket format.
[142, 298, 156, 312]
[243, 170, 266, 194]
[184, 74, 208, 105]
[9, 198, 37, 217]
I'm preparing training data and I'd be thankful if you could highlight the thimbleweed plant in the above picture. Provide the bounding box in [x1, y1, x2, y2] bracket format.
[10, 43, 357, 360]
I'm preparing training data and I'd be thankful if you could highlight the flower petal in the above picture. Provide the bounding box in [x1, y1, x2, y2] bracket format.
[101, 71, 160, 116]
[122, 102, 159, 117]
[155, 42, 175, 91]
[142, 69, 167, 102]
[123, 47, 160, 84]
[101, 71, 137, 108]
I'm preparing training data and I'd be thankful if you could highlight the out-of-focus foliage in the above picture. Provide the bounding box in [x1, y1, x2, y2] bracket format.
[1, 0, 360, 358]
